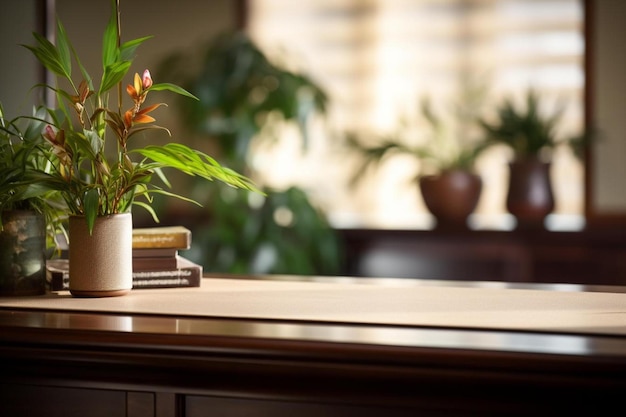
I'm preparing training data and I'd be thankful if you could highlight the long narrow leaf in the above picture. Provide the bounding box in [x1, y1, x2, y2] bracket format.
[102, 5, 119, 68]
[132, 200, 160, 223]
[126, 124, 171, 140]
[22, 41, 67, 80]
[100, 61, 132, 94]
[134, 144, 260, 193]
[55, 20, 72, 79]
[120, 36, 153, 61]
[84, 188, 101, 232]
[149, 83, 198, 100]
[66, 35, 93, 92]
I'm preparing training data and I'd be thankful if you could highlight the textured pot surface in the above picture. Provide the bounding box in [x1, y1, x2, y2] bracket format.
[506, 159, 554, 229]
[0, 210, 46, 296]
[69, 213, 132, 297]
[419, 171, 482, 229]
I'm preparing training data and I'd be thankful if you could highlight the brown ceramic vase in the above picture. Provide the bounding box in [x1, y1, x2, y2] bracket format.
[506, 158, 554, 230]
[419, 170, 482, 230]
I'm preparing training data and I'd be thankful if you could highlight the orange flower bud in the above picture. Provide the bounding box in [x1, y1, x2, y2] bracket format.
[123, 110, 133, 129]
[126, 84, 139, 100]
[78, 80, 92, 102]
[133, 73, 142, 95]
[43, 125, 56, 142]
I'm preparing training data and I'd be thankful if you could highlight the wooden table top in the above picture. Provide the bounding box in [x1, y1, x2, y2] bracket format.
[1, 274, 626, 358]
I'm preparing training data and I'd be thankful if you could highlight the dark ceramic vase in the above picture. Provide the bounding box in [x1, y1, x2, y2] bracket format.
[506, 158, 554, 229]
[0, 210, 46, 296]
[419, 170, 482, 230]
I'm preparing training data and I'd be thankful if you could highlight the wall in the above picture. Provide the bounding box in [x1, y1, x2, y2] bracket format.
[591, 0, 626, 215]
[0, 0, 41, 119]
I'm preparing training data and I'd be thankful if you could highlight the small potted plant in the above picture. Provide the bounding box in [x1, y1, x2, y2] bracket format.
[0, 105, 64, 296]
[22, 1, 260, 297]
[347, 93, 490, 229]
[479, 89, 574, 229]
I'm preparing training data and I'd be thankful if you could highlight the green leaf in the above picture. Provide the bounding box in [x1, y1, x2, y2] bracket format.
[133, 143, 261, 193]
[83, 129, 104, 156]
[29, 83, 74, 105]
[22, 107, 48, 141]
[102, 4, 119, 68]
[67, 37, 93, 92]
[84, 188, 100, 234]
[126, 124, 171, 140]
[22, 39, 68, 80]
[149, 83, 199, 100]
[143, 187, 201, 205]
[120, 36, 152, 61]
[55, 20, 72, 78]
[100, 60, 132, 94]
[132, 200, 160, 223]
[151, 166, 172, 188]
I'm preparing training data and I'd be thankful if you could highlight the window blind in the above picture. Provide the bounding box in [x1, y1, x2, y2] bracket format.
[247, 0, 585, 229]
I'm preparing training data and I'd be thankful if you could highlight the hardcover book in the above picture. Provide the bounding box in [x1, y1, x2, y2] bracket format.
[132, 226, 192, 250]
[132, 247, 179, 258]
[132, 254, 182, 271]
[46, 257, 202, 291]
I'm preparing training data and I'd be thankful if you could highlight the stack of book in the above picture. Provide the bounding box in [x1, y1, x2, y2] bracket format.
[46, 226, 203, 291]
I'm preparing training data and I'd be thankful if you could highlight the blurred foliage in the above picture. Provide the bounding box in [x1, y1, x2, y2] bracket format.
[158, 31, 342, 275]
[479, 89, 593, 162]
[346, 97, 491, 185]
[193, 185, 340, 275]
[345, 77, 491, 185]
[160, 32, 327, 171]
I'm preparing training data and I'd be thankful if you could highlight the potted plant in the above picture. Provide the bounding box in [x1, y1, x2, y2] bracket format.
[347, 93, 491, 229]
[0, 105, 64, 296]
[23, 0, 259, 297]
[479, 89, 573, 229]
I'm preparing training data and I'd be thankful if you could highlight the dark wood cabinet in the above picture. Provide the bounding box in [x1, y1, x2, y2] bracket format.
[1, 276, 625, 416]
[338, 227, 626, 285]
[0, 385, 128, 417]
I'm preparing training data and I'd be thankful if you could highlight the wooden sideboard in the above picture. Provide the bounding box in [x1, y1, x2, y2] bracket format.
[337, 227, 626, 285]
[1, 275, 625, 416]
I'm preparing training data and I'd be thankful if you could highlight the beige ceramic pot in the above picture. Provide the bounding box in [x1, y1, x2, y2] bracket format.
[69, 213, 133, 297]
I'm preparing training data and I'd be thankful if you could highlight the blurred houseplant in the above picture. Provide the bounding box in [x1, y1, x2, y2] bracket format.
[347, 86, 491, 229]
[23, 0, 258, 296]
[158, 32, 341, 275]
[479, 89, 579, 229]
[0, 105, 64, 295]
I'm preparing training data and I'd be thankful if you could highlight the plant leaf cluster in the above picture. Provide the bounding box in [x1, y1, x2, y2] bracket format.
[479, 89, 568, 160]
[198, 186, 340, 275]
[21, 0, 259, 233]
[347, 93, 490, 186]
[0, 105, 66, 240]
[159, 32, 328, 170]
